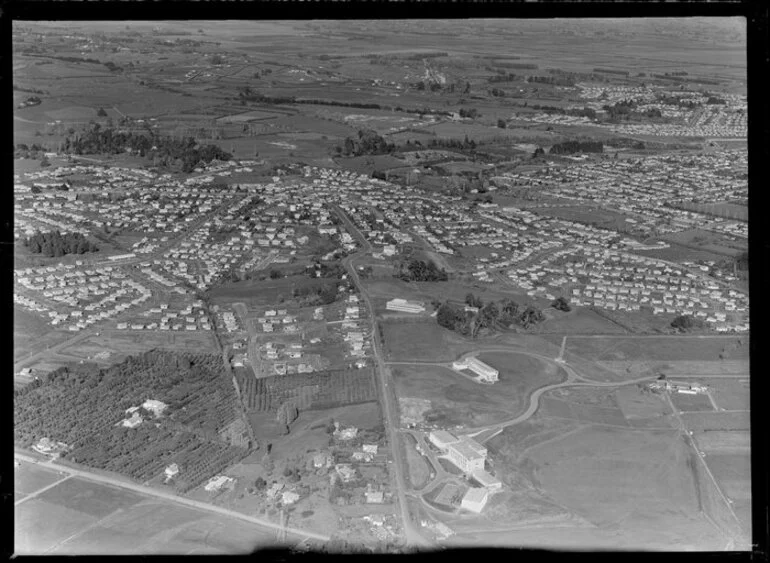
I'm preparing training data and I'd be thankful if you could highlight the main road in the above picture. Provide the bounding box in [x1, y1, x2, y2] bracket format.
[336, 207, 432, 549]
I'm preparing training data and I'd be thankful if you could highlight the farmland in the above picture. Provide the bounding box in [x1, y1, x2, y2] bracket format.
[14, 472, 276, 555]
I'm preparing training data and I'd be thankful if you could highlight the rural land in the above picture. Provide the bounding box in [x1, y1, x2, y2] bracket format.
[13, 19, 750, 554]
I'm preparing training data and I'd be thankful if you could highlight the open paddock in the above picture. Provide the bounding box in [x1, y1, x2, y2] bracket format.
[694, 431, 749, 453]
[614, 386, 672, 420]
[681, 411, 749, 432]
[14, 461, 67, 501]
[540, 396, 630, 427]
[701, 378, 749, 411]
[518, 424, 722, 549]
[670, 392, 715, 413]
[380, 320, 466, 362]
[562, 335, 749, 363]
[61, 330, 218, 360]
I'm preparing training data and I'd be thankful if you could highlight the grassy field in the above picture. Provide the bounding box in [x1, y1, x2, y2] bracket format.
[14, 475, 278, 555]
[380, 320, 466, 362]
[519, 425, 723, 549]
[562, 336, 750, 363]
[391, 352, 564, 428]
[14, 461, 67, 501]
[703, 378, 749, 411]
[670, 391, 715, 413]
[681, 411, 750, 432]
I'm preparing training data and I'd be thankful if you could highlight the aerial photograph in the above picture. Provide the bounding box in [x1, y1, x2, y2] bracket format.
[13, 18, 750, 554]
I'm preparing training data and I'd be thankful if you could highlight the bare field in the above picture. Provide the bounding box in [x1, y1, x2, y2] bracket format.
[401, 433, 430, 490]
[694, 431, 750, 453]
[670, 391, 715, 413]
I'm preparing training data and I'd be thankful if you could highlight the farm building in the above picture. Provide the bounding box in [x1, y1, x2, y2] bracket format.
[461, 487, 489, 513]
[452, 357, 499, 383]
[142, 399, 168, 417]
[164, 463, 180, 479]
[204, 475, 234, 492]
[386, 298, 425, 314]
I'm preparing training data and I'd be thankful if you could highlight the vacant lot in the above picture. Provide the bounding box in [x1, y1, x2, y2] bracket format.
[392, 352, 563, 427]
[380, 320, 464, 362]
[695, 431, 750, 453]
[401, 433, 431, 490]
[614, 386, 672, 420]
[701, 377, 750, 411]
[540, 396, 630, 427]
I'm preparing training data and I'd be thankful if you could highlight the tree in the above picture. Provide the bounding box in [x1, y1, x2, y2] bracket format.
[40, 156, 51, 167]
[497, 118, 507, 129]
[551, 297, 571, 312]
[269, 269, 282, 279]
[671, 315, 695, 332]
[254, 476, 267, 491]
[96, 107, 108, 117]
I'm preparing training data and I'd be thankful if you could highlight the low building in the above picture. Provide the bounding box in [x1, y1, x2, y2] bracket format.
[282, 490, 300, 505]
[446, 437, 487, 473]
[204, 475, 233, 492]
[429, 430, 459, 450]
[461, 487, 489, 513]
[365, 490, 384, 504]
[386, 298, 425, 314]
[142, 399, 168, 417]
[453, 357, 499, 383]
[471, 467, 502, 490]
[164, 463, 180, 479]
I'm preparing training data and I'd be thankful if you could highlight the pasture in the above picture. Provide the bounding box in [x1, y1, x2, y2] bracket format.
[681, 411, 750, 432]
[15, 475, 279, 555]
[391, 352, 563, 427]
[15, 461, 67, 501]
[562, 335, 749, 363]
[520, 425, 722, 549]
[670, 391, 714, 413]
[703, 378, 750, 411]
[380, 320, 463, 362]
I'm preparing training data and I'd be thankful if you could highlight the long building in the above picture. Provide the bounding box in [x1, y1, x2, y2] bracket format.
[386, 298, 425, 313]
[452, 356, 499, 383]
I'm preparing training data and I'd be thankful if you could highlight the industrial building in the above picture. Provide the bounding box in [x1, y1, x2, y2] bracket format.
[386, 298, 425, 314]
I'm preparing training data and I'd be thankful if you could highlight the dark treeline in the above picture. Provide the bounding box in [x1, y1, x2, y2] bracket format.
[237, 87, 451, 117]
[63, 127, 231, 173]
[395, 259, 448, 282]
[436, 294, 546, 338]
[593, 68, 630, 76]
[529, 104, 597, 119]
[549, 140, 604, 155]
[338, 129, 395, 157]
[24, 230, 98, 257]
[493, 62, 538, 70]
[527, 75, 576, 87]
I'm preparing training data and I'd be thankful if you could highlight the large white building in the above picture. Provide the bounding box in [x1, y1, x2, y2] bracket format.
[461, 487, 489, 513]
[429, 431, 488, 473]
[452, 356, 499, 383]
[386, 298, 425, 314]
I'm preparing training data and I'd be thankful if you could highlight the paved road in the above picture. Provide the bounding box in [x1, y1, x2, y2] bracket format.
[341, 240, 432, 547]
[14, 453, 329, 544]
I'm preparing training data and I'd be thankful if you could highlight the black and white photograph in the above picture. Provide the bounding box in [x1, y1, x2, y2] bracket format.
[12, 16, 754, 554]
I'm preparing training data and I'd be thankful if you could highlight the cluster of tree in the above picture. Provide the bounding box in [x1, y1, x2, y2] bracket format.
[276, 401, 299, 435]
[526, 75, 576, 87]
[307, 261, 346, 279]
[671, 314, 706, 332]
[489, 88, 507, 98]
[62, 127, 231, 173]
[14, 142, 48, 160]
[487, 72, 519, 83]
[339, 129, 395, 157]
[427, 135, 477, 151]
[13, 85, 47, 94]
[652, 74, 720, 86]
[436, 294, 545, 338]
[497, 119, 507, 129]
[706, 96, 727, 105]
[395, 259, 448, 282]
[458, 108, 479, 119]
[292, 280, 344, 306]
[551, 296, 572, 312]
[527, 104, 597, 120]
[494, 62, 538, 70]
[18, 95, 42, 107]
[734, 250, 748, 272]
[103, 61, 123, 72]
[23, 230, 98, 256]
[549, 140, 604, 155]
[593, 67, 630, 76]
[656, 94, 701, 109]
